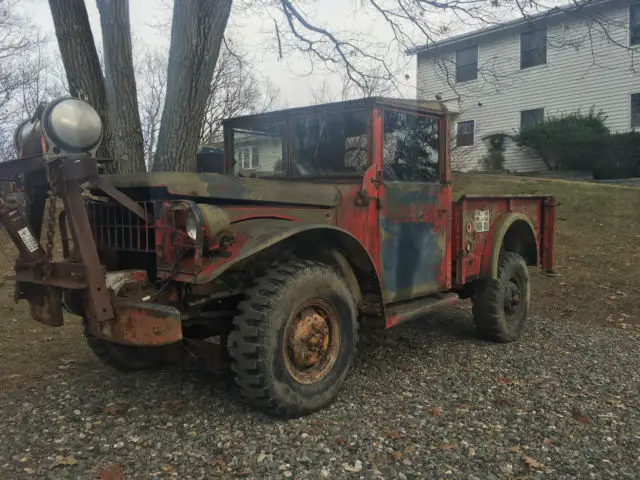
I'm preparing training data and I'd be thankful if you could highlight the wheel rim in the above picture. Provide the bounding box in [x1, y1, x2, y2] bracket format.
[503, 274, 525, 325]
[283, 298, 341, 385]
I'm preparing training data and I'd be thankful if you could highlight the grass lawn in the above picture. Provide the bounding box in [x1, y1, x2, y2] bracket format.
[1, 173, 638, 393]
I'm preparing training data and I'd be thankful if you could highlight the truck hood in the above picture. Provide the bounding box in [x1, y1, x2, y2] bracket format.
[105, 172, 342, 208]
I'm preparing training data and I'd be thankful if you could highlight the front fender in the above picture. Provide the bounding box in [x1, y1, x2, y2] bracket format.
[480, 212, 539, 279]
[194, 219, 376, 285]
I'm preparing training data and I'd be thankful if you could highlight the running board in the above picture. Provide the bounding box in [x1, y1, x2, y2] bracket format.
[385, 292, 459, 329]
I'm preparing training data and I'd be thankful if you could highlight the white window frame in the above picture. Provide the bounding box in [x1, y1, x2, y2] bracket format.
[238, 146, 258, 170]
[456, 120, 475, 147]
[455, 45, 478, 83]
[520, 28, 547, 70]
[520, 108, 545, 129]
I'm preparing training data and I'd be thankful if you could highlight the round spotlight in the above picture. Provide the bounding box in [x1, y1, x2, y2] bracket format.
[41, 97, 103, 153]
[13, 118, 43, 156]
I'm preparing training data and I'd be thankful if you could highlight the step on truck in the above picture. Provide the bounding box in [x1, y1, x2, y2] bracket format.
[0, 96, 557, 417]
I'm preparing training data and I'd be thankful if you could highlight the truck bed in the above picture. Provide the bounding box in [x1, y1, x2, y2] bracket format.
[451, 194, 557, 286]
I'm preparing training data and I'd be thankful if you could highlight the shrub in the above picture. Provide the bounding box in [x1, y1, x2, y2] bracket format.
[515, 108, 609, 171]
[591, 132, 640, 179]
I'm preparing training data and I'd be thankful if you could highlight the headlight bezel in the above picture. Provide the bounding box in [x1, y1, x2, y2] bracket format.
[185, 208, 199, 241]
[181, 202, 231, 248]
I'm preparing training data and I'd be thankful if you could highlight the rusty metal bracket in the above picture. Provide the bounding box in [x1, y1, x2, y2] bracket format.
[90, 175, 146, 220]
[62, 179, 114, 322]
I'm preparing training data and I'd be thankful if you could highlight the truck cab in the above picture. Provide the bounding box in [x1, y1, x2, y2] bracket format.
[1, 96, 556, 418]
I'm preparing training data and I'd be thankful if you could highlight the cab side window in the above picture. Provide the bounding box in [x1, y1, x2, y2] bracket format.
[383, 109, 440, 182]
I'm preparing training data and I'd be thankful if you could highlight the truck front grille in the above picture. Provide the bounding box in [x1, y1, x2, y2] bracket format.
[87, 200, 155, 252]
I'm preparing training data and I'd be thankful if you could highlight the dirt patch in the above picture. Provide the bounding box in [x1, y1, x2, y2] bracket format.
[0, 228, 95, 394]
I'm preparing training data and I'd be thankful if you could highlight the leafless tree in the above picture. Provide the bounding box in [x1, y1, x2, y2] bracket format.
[136, 48, 167, 168]
[0, 0, 60, 161]
[96, 0, 145, 174]
[0, 0, 43, 124]
[200, 44, 279, 145]
[136, 43, 279, 169]
[311, 65, 395, 104]
[152, 1, 233, 171]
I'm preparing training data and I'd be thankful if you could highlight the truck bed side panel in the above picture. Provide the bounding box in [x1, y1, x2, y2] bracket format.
[453, 195, 556, 286]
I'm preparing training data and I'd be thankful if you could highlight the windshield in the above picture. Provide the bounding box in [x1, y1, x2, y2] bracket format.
[290, 110, 369, 177]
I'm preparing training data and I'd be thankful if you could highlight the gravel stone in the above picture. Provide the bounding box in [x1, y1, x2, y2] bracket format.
[0, 307, 639, 479]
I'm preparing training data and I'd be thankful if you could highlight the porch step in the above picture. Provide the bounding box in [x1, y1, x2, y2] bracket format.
[386, 292, 459, 328]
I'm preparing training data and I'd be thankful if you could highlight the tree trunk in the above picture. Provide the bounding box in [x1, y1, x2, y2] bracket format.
[152, 0, 232, 172]
[96, 0, 146, 174]
[48, 0, 114, 161]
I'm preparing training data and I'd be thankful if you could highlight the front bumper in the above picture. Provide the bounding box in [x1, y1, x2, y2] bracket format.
[87, 300, 183, 346]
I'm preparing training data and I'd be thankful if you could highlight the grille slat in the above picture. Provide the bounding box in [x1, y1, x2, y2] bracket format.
[87, 200, 155, 252]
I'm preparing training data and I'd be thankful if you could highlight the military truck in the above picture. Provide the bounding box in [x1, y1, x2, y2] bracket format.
[0, 96, 556, 417]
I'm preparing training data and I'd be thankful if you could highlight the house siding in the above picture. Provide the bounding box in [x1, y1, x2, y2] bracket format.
[417, 2, 640, 172]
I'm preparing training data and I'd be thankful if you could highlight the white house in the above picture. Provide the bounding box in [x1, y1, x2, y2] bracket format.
[411, 0, 640, 172]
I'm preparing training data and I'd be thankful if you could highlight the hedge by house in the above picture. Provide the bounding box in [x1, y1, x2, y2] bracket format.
[591, 132, 640, 179]
[515, 109, 640, 178]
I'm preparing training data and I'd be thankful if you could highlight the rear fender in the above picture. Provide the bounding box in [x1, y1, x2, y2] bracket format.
[480, 213, 539, 279]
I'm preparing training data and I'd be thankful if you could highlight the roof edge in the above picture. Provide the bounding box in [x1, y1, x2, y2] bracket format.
[406, 0, 621, 56]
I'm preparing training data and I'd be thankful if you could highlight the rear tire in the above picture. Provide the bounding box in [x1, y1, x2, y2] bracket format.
[83, 321, 165, 372]
[472, 251, 530, 342]
[228, 259, 358, 418]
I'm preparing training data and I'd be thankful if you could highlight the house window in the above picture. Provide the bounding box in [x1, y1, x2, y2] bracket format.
[520, 108, 545, 129]
[632, 4, 640, 46]
[632, 93, 640, 128]
[238, 146, 259, 169]
[456, 120, 475, 147]
[520, 29, 547, 69]
[456, 45, 478, 83]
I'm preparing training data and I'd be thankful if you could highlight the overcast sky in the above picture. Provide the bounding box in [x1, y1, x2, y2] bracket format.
[24, 0, 423, 109]
[22, 1, 571, 109]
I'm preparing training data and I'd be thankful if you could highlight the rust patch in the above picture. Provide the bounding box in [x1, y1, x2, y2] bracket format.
[283, 299, 340, 384]
[93, 302, 183, 346]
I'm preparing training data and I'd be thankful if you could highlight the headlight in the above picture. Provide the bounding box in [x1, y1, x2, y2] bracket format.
[41, 96, 103, 153]
[185, 210, 199, 241]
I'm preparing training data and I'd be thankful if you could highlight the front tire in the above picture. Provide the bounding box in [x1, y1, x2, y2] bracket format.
[228, 259, 358, 418]
[472, 251, 530, 342]
[83, 322, 165, 372]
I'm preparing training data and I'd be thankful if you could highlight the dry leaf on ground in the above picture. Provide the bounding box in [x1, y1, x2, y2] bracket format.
[496, 377, 520, 386]
[98, 464, 124, 480]
[522, 455, 545, 470]
[383, 430, 404, 440]
[425, 406, 444, 416]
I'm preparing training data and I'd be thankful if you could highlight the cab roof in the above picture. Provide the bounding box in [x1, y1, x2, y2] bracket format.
[222, 97, 446, 126]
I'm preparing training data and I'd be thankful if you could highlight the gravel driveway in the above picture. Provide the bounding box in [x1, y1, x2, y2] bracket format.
[1, 306, 638, 479]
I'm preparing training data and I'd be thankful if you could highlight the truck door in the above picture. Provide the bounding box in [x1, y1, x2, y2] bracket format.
[377, 107, 451, 304]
